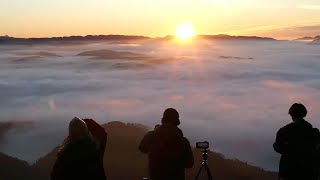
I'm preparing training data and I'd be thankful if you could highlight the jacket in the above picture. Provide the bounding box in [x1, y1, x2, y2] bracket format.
[274, 120, 320, 180]
[51, 137, 106, 180]
[139, 124, 194, 180]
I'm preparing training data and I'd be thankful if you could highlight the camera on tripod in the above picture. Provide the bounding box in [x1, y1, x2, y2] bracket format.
[194, 141, 212, 180]
[196, 141, 209, 149]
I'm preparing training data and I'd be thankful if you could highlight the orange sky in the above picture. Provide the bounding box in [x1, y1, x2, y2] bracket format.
[1, 0, 320, 39]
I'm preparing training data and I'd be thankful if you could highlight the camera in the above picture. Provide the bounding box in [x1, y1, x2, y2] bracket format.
[196, 141, 209, 149]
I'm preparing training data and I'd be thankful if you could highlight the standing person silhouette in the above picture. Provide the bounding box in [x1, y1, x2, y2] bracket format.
[139, 108, 194, 180]
[273, 103, 320, 180]
[51, 117, 106, 180]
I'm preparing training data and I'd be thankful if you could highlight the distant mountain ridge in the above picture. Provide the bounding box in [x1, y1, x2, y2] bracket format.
[312, 36, 320, 43]
[295, 35, 320, 42]
[0, 35, 150, 45]
[0, 34, 276, 45]
[199, 34, 275, 40]
[161, 34, 276, 41]
[295, 36, 315, 41]
[0, 121, 278, 180]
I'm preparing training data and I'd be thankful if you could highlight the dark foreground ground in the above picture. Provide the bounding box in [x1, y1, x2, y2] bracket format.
[0, 121, 278, 180]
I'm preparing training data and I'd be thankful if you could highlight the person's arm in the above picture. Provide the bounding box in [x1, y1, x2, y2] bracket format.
[273, 128, 289, 154]
[139, 131, 154, 153]
[312, 128, 320, 151]
[182, 137, 194, 168]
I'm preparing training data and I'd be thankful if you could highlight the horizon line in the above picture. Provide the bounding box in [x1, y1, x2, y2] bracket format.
[0, 34, 280, 40]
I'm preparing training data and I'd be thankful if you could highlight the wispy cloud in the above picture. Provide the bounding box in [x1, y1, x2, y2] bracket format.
[299, 4, 320, 10]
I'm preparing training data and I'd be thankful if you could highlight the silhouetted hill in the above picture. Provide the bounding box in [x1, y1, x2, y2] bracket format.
[295, 36, 315, 41]
[160, 34, 275, 41]
[0, 35, 150, 45]
[0, 34, 276, 45]
[312, 36, 320, 44]
[198, 34, 275, 41]
[78, 49, 149, 60]
[0, 153, 45, 180]
[295, 36, 320, 42]
[33, 121, 278, 180]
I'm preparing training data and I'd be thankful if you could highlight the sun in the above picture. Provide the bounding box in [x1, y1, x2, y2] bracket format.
[175, 23, 195, 40]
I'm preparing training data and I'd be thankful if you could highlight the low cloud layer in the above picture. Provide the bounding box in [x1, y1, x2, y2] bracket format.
[0, 40, 319, 170]
[0, 121, 33, 145]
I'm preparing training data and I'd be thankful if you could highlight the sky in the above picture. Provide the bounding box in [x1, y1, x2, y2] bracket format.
[1, 0, 320, 39]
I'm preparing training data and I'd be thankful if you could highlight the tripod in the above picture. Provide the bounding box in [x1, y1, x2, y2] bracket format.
[194, 148, 213, 180]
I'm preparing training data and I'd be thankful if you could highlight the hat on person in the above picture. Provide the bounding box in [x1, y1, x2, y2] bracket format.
[69, 117, 89, 139]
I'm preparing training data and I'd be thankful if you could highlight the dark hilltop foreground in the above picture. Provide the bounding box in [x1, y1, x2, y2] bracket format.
[0, 121, 277, 180]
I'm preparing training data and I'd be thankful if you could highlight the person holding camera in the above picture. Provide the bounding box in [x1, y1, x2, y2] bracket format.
[139, 108, 194, 180]
[273, 103, 320, 180]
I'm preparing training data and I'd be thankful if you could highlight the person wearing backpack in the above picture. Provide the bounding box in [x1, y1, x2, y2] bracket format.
[273, 103, 320, 180]
[139, 108, 194, 180]
[51, 117, 106, 180]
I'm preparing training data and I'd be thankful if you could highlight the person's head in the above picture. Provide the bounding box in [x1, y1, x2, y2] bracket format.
[161, 108, 180, 126]
[69, 117, 89, 140]
[288, 103, 307, 122]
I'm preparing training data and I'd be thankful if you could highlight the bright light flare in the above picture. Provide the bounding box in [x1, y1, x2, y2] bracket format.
[175, 23, 195, 40]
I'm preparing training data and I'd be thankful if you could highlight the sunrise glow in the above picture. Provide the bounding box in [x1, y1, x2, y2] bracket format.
[175, 23, 195, 40]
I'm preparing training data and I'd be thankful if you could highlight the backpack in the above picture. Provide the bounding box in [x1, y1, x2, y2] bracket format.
[82, 119, 108, 158]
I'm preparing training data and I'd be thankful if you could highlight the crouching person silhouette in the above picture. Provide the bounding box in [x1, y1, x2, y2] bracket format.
[51, 117, 106, 180]
[139, 108, 194, 180]
[273, 103, 320, 180]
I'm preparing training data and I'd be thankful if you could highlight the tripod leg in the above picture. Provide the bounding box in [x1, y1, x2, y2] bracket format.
[194, 165, 204, 180]
[204, 165, 213, 180]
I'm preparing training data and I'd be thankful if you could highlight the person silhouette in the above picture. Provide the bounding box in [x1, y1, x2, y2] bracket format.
[139, 108, 194, 180]
[51, 117, 106, 180]
[273, 103, 320, 180]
